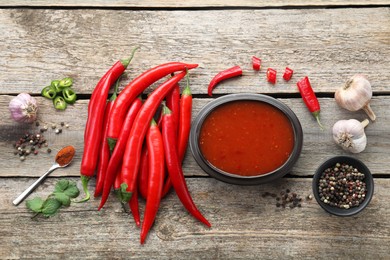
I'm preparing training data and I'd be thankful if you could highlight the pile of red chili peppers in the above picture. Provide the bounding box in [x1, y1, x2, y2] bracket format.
[80, 48, 210, 244]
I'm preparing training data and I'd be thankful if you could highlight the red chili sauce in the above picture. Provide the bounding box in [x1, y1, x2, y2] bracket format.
[199, 100, 294, 176]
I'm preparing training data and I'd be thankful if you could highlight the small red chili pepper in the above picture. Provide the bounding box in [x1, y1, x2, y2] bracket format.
[162, 105, 211, 227]
[98, 97, 142, 210]
[297, 76, 323, 129]
[160, 82, 180, 196]
[119, 71, 187, 204]
[252, 56, 261, 71]
[166, 83, 180, 137]
[283, 67, 294, 81]
[162, 79, 193, 197]
[106, 62, 198, 151]
[266, 68, 277, 84]
[207, 65, 242, 96]
[129, 187, 141, 227]
[137, 144, 149, 199]
[140, 119, 165, 244]
[113, 164, 122, 191]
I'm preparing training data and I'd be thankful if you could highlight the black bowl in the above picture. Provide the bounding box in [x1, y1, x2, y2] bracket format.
[312, 156, 374, 217]
[189, 93, 303, 185]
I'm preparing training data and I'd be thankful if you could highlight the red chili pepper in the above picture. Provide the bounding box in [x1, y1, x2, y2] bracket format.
[162, 81, 192, 197]
[266, 68, 277, 84]
[119, 71, 187, 204]
[160, 82, 180, 196]
[166, 83, 180, 137]
[94, 77, 121, 197]
[252, 56, 261, 71]
[283, 67, 294, 81]
[98, 97, 142, 210]
[137, 144, 149, 199]
[207, 65, 242, 96]
[80, 51, 138, 202]
[162, 105, 211, 227]
[106, 62, 198, 151]
[85, 48, 138, 140]
[297, 76, 323, 129]
[113, 163, 139, 226]
[140, 119, 165, 244]
[113, 164, 122, 191]
[129, 187, 141, 227]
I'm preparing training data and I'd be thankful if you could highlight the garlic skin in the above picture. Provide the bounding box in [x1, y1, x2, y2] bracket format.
[332, 119, 369, 153]
[9, 93, 38, 123]
[335, 74, 376, 121]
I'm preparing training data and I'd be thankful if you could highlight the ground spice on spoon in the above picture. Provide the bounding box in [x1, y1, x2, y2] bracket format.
[55, 146, 76, 166]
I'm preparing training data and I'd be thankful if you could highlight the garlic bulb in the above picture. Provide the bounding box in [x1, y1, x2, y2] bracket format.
[335, 74, 376, 121]
[332, 119, 369, 153]
[9, 93, 38, 123]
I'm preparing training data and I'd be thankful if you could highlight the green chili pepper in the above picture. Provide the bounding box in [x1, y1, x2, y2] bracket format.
[59, 77, 73, 89]
[41, 86, 57, 100]
[51, 80, 62, 93]
[62, 88, 77, 104]
[53, 96, 67, 110]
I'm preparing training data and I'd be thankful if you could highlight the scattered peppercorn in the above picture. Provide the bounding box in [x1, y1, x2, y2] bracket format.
[13, 121, 70, 160]
[317, 162, 367, 209]
[262, 188, 304, 209]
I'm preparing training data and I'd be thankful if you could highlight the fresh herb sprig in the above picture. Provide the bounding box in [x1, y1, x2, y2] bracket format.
[26, 179, 80, 217]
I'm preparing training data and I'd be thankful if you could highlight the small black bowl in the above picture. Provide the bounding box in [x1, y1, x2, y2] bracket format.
[189, 93, 303, 185]
[312, 156, 374, 217]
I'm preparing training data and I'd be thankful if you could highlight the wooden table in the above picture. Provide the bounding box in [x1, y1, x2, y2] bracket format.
[1, 1, 389, 259]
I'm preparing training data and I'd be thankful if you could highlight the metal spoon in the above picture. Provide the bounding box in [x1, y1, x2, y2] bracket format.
[13, 146, 76, 206]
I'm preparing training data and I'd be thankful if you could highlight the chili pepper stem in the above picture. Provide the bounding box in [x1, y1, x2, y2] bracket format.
[120, 46, 139, 68]
[119, 183, 132, 204]
[74, 175, 91, 203]
[312, 111, 324, 130]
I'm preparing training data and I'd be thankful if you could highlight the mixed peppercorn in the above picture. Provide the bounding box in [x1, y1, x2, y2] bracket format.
[318, 163, 367, 209]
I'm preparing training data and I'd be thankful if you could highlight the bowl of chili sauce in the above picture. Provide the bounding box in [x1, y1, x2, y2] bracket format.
[189, 93, 303, 185]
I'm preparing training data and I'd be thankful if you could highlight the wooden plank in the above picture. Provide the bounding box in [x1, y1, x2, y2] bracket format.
[1, 0, 388, 8]
[1, 95, 389, 178]
[1, 177, 389, 259]
[0, 8, 389, 95]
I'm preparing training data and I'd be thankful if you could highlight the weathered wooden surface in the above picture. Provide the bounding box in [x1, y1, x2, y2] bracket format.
[0, 2, 389, 259]
[1, 178, 389, 259]
[0, 8, 389, 95]
[1, 0, 389, 8]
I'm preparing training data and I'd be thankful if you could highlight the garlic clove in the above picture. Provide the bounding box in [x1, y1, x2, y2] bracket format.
[335, 74, 376, 121]
[332, 119, 369, 154]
